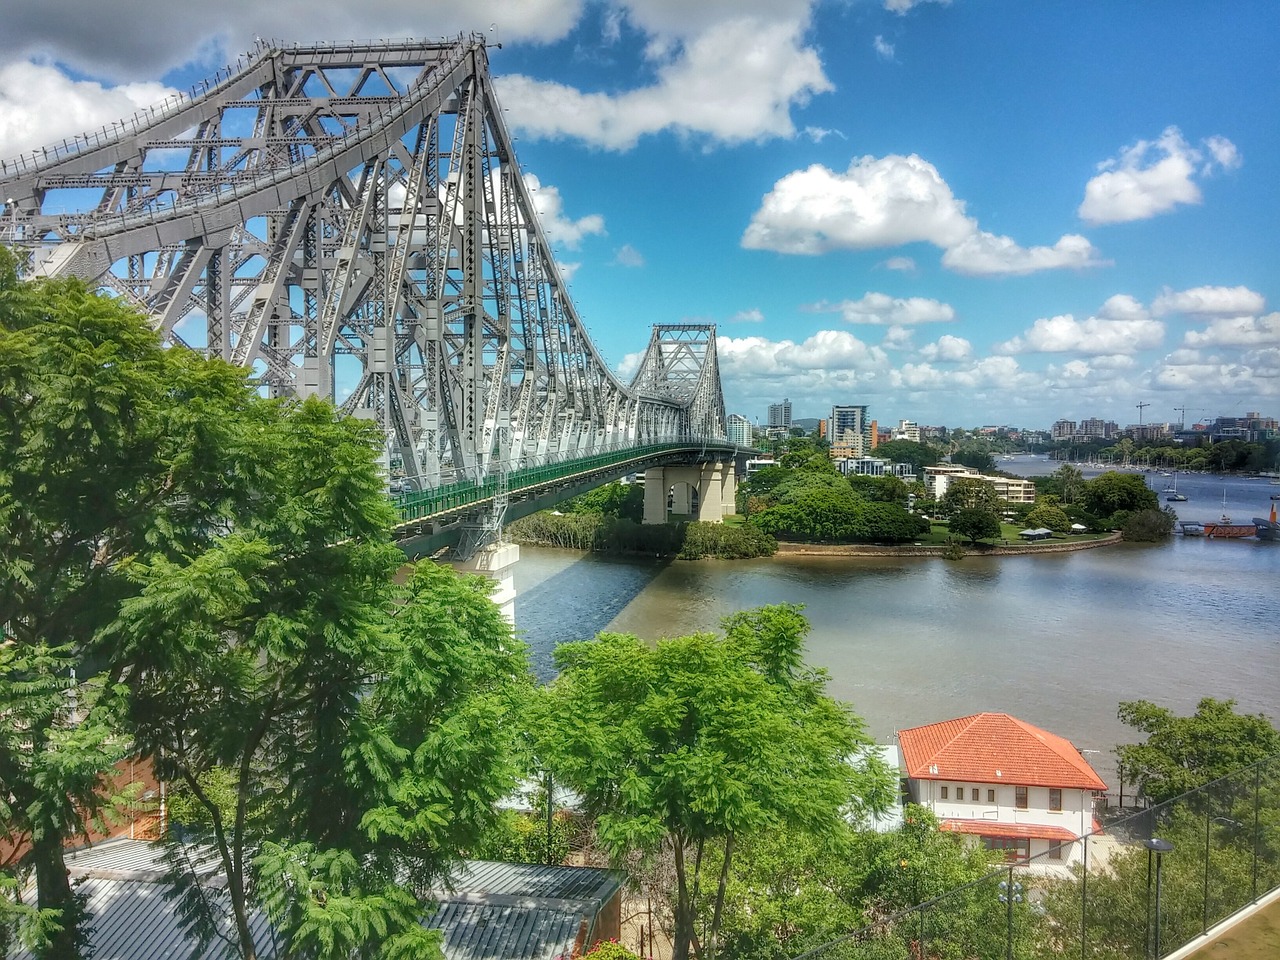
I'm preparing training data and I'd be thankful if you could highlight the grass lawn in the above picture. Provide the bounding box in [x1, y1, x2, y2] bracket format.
[1184, 897, 1280, 960]
[915, 521, 1111, 548]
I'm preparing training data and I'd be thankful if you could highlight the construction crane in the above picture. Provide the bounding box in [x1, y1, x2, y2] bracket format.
[1136, 401, 1150, 426]
[1174, 405, 1187, 428]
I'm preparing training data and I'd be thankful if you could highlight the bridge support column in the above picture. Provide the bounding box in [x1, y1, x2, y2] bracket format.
[697, 462, 723, 522]
[455, 541, 519, 626]
[721, 460, 738, 517]
[643, 467, 668, 524]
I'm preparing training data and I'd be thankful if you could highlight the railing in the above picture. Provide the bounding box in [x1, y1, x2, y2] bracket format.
[392, 437, 739, 526]
[794, 752, 1280, 960]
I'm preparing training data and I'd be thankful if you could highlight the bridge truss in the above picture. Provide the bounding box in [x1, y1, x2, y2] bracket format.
[1, 36, 726, 491]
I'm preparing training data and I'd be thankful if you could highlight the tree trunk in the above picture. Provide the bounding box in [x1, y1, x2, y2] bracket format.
[706, 833, 735, 960]
[671, 839, 695, 960]
[33, 832, 80, 960]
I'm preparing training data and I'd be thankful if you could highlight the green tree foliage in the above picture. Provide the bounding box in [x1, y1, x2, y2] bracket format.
[950, 448, 997, 473]
[1120, 506, 1178, 541]
[1, 259, 531, 959]
[1024, 503, 1071, 533]
[872, 440, 940, 474]
[561, 481, 645, 521]
[1081, 471, 1158, 521]
[1116, 698, 1280, 805]
[949, 508, 1003, 545]
[531, 605, 880, 960]
[939, 477, 1001, 515]
[0, 257, 272, 957]
[505, 514, 775, 558]
[848, 473, 909, 505]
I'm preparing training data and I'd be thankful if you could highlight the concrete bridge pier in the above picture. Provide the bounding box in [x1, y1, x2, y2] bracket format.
[642, 461, 737, 525]
[455, 540, 520, 625]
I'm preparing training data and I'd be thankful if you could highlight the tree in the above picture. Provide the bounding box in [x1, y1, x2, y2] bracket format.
[1120, 506, 1177, 541]
[951, 448, 996, 473]
[872, 440, 940, 474]
[0, 256, 271, 957]
[531, 605, 879, 960]
[949, 507, 1002, 544]
[847, 473, 909, 505]
[1024, 503, 1071, 533]
[1081, 471, 1158, 519]
[939, 477, 1001, 515]
[1116, 698, 1280, 805]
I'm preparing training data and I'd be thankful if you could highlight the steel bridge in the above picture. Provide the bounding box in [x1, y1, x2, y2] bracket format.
[0, 35, 733, 556]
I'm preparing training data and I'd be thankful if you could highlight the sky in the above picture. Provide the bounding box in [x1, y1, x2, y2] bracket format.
[2, 1, 1278, 430]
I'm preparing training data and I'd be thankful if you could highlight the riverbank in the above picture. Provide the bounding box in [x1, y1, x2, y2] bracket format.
[774, 532, 1123, 558]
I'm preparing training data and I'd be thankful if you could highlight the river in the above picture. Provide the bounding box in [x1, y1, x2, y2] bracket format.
[511, 461, 1280, 784]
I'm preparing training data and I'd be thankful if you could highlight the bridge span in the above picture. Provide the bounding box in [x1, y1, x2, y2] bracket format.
[1, 34, 738, 616]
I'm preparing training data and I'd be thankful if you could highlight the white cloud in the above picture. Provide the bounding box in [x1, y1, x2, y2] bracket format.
[0, 59, 176, 159]
[1079, 126, 1241, 225]
[497, 15, 831, 150]
[1184, 313, 1280, 348]
[613, 243, 646, 267]
[882, 256, 917, 272]
[1151, 285, 1265, 318]
[888, 355, 1028, 392]
[742, 154, 973, 254]
[1097, 294, 1150, 323]
[730, 308, 765, 323]
[807, 292, 955, 325]
[996, 312, 1165, 356]
[1151, 353, 1280, 396]
[918, 334, 972, 362]
[743, 153, 1105, 276]
[0, 0, 585, 81]
[718, 329, 889, 377]
[874, 36, 895, 61]
[523, 172, 605, 250]
[941, 231, 1106, 277]
[880, 325, 914, 350]
[884, 0, 952, 13]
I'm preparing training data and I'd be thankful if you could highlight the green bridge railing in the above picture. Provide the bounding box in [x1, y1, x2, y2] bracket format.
[392, 439, 740, 526]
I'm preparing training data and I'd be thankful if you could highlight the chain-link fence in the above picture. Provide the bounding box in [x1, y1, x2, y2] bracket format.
[794, 753, 1280, 960]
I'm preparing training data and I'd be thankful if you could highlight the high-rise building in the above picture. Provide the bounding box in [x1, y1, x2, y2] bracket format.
[1051, 419, 1076, 441]
[726, 413, 753, 447]
[894, 419, 921, 443]
[767, 398, 792, 430]
[829, 404, 869, 459]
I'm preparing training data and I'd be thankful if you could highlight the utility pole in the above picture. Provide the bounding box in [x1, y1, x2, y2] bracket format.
[1136, 401, 1150, 426]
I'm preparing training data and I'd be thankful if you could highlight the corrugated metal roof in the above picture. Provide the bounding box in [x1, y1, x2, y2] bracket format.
[17, 840, 621, 960]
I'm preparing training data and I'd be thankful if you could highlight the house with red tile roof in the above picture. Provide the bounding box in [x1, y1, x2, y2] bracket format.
[896, 713, 1106, 869]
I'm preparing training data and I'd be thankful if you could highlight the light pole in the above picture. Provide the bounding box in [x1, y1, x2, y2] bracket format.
[998, 869, 1023, 960]
[1144, 837, 1174, 959]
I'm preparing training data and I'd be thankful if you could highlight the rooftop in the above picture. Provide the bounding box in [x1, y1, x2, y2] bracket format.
[897, 712, 1106, 791]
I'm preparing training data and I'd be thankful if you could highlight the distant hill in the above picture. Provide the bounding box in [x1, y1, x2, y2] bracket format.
[793, 418, 821, 430]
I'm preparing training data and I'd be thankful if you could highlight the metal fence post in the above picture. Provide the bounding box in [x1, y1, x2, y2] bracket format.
[1080, 834, 1089, 960]
[1252, 763, 1262, 902]
[1202, 805, 1211, 935]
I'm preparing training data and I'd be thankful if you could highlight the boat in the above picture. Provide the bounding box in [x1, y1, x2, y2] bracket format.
[1202, 491, 1256, 539]
[1164, 471, 1187, 502]
[1253, 504, 1280, 542]
[1179, 521, 1205, 537]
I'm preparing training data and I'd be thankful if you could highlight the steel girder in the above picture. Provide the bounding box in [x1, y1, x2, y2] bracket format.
[0, 36, 725, 489]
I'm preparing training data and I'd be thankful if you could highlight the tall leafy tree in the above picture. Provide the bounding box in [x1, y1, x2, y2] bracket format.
[1116, 698, 1280, 805]
[0, 253, 268, 957]
[939, 477, 1001, 515]
[531, 604, 883, 960]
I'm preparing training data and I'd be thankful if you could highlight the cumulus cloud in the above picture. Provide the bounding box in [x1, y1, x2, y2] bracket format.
[996, 311, 1165, 356]
[718, 329, 889, 378]
[882, 256, 917, 272]
[918, 334, 972, 362]
[0, 0, 585, 81]
[730, 308, 765, 323]
[1152, 353, 1280, 396]
[1079, 126, 1241, 225]
[888, 355, 1028, 392]
[612, 243, 646, 267]
[0, 59, 176, 158]
[874, 36, 895, 61]
[1097, 293, 1151, 323]
[743, 153, 1105, 276]
[523, 172, 605, 249]
[497, 14, 831, 150]
[941, 231, 1106, 277]
[1184, 313, 1280, 348]
[806, 292, 955, 325]
[1151, 284, 1265, 318]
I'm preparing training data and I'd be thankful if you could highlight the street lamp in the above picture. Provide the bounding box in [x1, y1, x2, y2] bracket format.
[1144, 837, 1174, 959]
[998, 871, 1023, 960]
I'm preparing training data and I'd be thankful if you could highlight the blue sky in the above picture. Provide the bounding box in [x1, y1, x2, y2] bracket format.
[2, 0, 1277, 429]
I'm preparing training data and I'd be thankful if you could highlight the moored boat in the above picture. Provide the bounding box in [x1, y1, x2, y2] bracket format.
[1253, 504, 1280, 541]
[1179, 521, 1205, 536]
[1203, 522, 1257, 538]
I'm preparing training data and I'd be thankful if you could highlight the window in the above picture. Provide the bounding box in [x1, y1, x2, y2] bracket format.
[981, 837, 1031, 863]
[988, 789, 996, 803]
[971, 788, 980, 802]
[956, 784, 964, 797]
[1047, 843, 1064, 861]
[940, 786, 948, 800]
[1015, 786, 1028, 810]
[1049, 788, 1063, 812]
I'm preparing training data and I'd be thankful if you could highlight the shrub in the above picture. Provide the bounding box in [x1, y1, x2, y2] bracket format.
[1121, 506, 1177, 542]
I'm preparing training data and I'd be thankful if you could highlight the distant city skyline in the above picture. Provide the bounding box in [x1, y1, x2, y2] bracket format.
[1, 2, 1276, 424]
